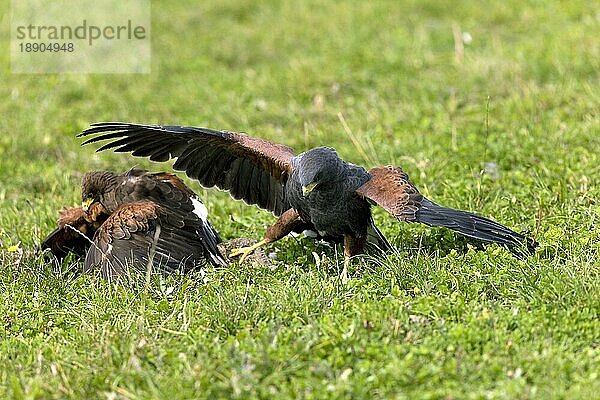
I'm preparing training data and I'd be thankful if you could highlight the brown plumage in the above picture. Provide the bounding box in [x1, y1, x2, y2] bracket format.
[42, 203, 109, 260]
[42, 168, 228, 280]
[84, 201, 216, 279]
[355, 166, 423, 222]
[80, 168, 227, 268]
[80, 123, 537, 279]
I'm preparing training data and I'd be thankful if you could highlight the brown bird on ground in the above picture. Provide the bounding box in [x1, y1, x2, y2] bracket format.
[43, 168, 228, 280]
[80, 168, 227, 269]
[80, 123, 537, 281]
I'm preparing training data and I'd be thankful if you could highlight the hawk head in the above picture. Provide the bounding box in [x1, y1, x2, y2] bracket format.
[81, 170, 119, 212]
[296, 147, 345, 195]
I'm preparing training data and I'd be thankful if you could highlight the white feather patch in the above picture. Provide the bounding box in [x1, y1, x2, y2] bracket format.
[289, 229, 319, 238]
[191, 196, 208, 222]
[303, 230, 319, 238]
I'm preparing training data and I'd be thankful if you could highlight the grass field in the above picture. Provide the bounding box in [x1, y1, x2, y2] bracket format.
[1, 0, 599, 398]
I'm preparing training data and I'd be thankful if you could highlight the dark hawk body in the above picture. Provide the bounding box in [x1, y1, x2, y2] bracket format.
[83, 200, 217, 278]
[287, 147, 372, 240]
[79, 122, 537, 276]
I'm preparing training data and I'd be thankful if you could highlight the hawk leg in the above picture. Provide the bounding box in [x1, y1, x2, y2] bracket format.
[230, 208, 303, 264]
[341, 234, 367, 283]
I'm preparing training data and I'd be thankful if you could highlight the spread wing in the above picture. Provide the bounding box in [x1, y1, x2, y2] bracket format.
[79, 123, 296, 215]
[357, 166, 537, 252]
[356, 166, 424, 222]
[83, 201, 219, 279]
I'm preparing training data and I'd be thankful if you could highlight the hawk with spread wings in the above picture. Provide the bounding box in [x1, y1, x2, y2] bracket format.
[80, 123, 537, 280]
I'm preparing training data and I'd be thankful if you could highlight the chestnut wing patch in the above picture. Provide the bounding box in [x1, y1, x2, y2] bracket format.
[355, 166, 424, 222]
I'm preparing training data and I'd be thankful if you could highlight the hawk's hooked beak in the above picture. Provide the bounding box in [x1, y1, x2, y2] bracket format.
[302, 182, 318, 196]
[82, 198, 94, 212]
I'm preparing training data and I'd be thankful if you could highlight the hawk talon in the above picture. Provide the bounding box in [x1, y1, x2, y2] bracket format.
[229, 239, 269, 264]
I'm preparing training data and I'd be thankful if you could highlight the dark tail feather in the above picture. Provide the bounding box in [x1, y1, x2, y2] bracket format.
[365, 222, 392, 253]
[416, 199, 537, 253]
[199, 222, 228, 267]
